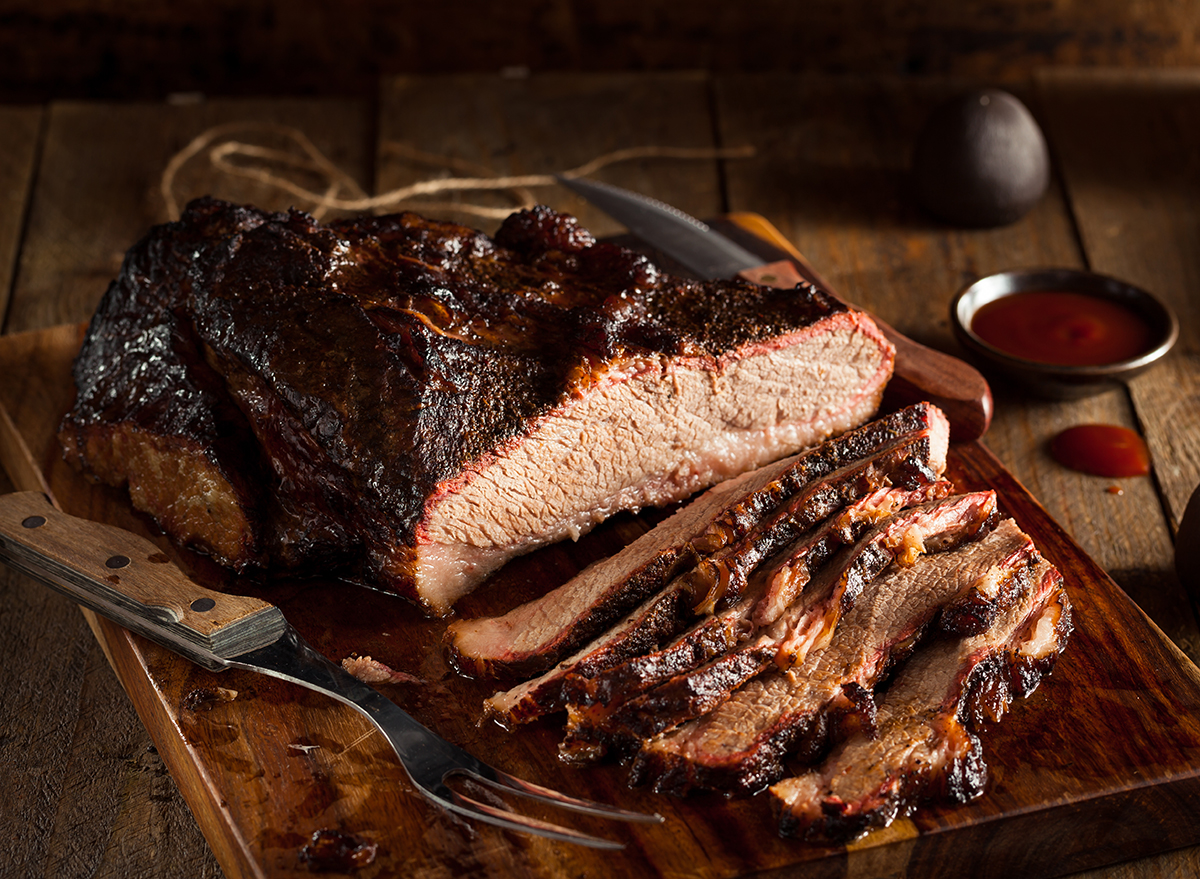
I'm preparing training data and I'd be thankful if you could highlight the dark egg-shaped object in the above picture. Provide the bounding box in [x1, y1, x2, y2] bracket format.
[913, 89, 1050, 227]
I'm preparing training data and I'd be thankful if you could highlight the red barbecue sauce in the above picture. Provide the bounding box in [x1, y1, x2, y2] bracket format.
[971, 291, 1153, 366]
[1050, 424, 1150, 478]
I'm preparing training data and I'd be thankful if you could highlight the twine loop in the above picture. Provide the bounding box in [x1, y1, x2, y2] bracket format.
[161, 121, 755, 221]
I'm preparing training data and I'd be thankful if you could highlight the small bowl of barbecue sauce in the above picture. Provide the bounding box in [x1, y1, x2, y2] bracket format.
[951, 268, 1178, 398]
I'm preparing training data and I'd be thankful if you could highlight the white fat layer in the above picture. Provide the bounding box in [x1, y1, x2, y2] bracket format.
[1020, 600, 1063, 659]
[972, 568, 1003, 599]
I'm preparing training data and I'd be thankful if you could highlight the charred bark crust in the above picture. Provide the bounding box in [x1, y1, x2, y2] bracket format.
[60, 197, 870, 608]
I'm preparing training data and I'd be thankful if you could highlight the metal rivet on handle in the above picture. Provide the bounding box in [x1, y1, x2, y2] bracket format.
[21, 516, 46, 528]
[190, 598, 216, 613]
[105, 555, 131, 569]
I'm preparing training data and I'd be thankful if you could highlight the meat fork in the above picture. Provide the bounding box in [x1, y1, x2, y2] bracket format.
[0, 491, 661, 849]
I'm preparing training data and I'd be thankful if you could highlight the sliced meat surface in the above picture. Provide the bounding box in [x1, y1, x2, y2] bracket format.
[560, 488, 995, 758]
[765, 488, 998, 671]
[450, 402, 948, 677]
[753, 481, 950, 627]
[447, 472, 756, 680]
[563, 482, 951, 714]
[771, 563, 1070, 843]
[629, 518, 1040, 796]
[478, 408, 951, 724]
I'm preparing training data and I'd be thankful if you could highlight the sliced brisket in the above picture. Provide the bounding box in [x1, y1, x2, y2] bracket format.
[560, 488, 995, 758]
[476, 407, 950, 723]
[770, 563, 1070, 843]
[450, 403, 947, 676]
[447, 472, 757, 679]
[628, 518, 1040, 796]
[560, 482, 950, 715]
[753, 481, 950, 627]
[59, 199, 895, 614]
[451, 401, 945, 677]
[450, 403, 948, 678]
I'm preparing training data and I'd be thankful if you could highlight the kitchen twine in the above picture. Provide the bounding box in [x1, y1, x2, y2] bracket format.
[160, 121, 755, 222]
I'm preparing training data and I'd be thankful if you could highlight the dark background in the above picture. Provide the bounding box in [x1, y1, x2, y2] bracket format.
[2, 0, 1198, 102]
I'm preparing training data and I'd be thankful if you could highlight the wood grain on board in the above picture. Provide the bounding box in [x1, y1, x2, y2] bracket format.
[0, 105, 41, 331]
[4, 315, 1200, 879]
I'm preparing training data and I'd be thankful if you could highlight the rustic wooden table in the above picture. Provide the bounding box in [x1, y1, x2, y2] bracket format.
[1, 70, 1197, 878]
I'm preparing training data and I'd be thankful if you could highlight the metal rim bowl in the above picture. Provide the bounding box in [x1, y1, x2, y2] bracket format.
[950, 268, 1179, 399]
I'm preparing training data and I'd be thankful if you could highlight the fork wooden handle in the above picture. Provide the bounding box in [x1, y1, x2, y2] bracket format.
[0, 492, 284, 667]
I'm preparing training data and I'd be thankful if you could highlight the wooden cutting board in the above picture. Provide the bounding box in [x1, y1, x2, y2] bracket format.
[4, 319, 1200, 879]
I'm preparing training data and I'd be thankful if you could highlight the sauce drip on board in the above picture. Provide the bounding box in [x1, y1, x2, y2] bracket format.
[1050, 424, 1150, 478]
[971, 291, 1153, 366]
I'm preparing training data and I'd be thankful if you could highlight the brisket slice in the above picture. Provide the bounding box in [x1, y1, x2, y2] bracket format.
[60, 198, 895, 615]
[560, 489, 995, 759]
[479, 411, 951, 724]
[629, 519, 1040, 796]
[771, 564, 1070, 843]
[448, 403, 947, 677]
[448, 471, 757, 679]
[564, 482, 952, 714]
[752, 480, 948, 627]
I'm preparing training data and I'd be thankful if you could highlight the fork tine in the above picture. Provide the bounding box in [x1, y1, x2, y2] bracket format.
[468, 767, 664, 823]
[444, 788, 628, 850]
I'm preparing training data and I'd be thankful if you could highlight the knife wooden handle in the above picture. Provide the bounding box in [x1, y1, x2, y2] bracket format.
[0, 491, 284, 669]
[728, 218, 993, 444]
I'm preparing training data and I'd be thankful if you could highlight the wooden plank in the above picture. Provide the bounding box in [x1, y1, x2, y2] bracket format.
[0, 100, 229, 879]
[7, 96, 373, 333]
[0, 570, 225, 879]
[1036, 69, 1200, 537]
[0, 105, 41, 330]
[6, 1, 1200, 99]
[376, 71, 727, 235]
[6, 322, 1200, 878]
[711, 73, 1200, 667]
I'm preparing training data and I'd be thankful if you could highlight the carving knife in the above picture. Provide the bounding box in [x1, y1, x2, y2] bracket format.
[557, 175, 992, 443]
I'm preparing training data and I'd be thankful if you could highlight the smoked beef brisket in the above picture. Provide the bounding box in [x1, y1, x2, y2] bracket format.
[770, 563, 1070, 842]
[59, 198, 895, 614]
[628, 517, 1039, 796]
[560, 490, 998, 757]
[449, 402, 949, 681]
[447, 403, 1067, 838]
[467, 404, 950, 725]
